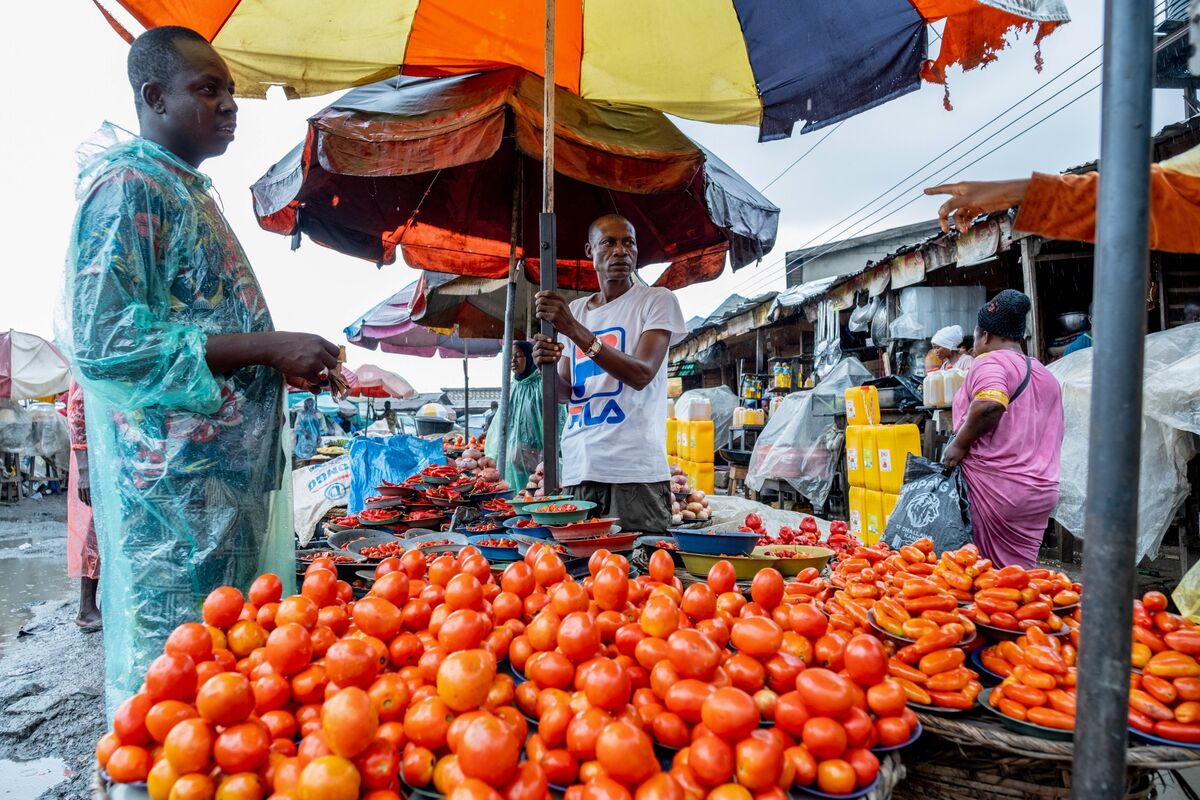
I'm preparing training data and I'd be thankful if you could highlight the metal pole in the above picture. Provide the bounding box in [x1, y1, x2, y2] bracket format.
[461, 329, 471, 439]
[496, 162, 522, 483]
[539, 0, 560, 493]
[1070, 0, 1154, 797]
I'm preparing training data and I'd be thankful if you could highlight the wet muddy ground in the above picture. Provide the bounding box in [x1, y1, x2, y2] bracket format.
[0, 494, 104, 799]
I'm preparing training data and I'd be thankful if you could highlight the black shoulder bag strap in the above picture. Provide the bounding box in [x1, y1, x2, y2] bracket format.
[1008, 355, 1033, 404]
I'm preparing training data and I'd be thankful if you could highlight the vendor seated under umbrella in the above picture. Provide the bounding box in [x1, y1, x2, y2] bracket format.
[532, 215, 687, 534]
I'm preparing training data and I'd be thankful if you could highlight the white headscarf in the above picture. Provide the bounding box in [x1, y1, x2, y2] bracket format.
[931, 325, 964, 350]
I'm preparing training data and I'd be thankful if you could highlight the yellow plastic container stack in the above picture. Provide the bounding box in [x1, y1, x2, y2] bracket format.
[862, 426, 881, 492]
[864, 490, 885, 545]
[845, 425, 865, 488]
[690, 420, 715, 465]
[666, 417, 678, 458]
[882, 492, 900, 529]
[848, 486, 867, 539]
[876, 423, 921, 495]
[844, 386, 881, 426]
[695, 462, 715, 494]
[677, 420, 692, 461]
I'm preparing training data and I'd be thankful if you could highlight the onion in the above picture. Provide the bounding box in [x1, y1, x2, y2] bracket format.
[681, 510, 697, 520]
[671, 502, 681, 513]
[671, 514, 684, 526]
[685, 502, 704, 513]
[686, 490, 706, 504]
[670, 465, 684, 476]
[480, 467, 501, 483]
[462, 448, 483, 460]
[697, 510, 710, 521]
[457, 458, 479, 471]
[478, 456, 496, 469]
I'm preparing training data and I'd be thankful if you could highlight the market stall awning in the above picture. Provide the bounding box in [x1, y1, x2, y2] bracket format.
[411, 270, 588, 340]
[0, 330, 70, 401]
[345, 283, 503, 359]
[252, 69, 779, 289]
[99, 0, 1069, 141]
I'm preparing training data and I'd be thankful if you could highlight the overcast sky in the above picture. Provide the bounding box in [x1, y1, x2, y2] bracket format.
[0, 4, 1184, 392]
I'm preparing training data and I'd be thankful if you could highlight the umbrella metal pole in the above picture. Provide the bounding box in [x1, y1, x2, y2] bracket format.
[496, 164, 522, 483]
[462, 329, 471, 439]
[1070, 0, 1154, 797]
[539, 0, 560, 492]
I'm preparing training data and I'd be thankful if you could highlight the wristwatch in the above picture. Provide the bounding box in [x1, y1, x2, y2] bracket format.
[584, 336, 603, 358]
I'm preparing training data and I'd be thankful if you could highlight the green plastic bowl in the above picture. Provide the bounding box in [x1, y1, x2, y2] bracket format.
[525, 500, 598, 525]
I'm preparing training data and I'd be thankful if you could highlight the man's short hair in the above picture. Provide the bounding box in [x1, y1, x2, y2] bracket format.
[587, 214, 635, 244]
[127, 26, 210, 109]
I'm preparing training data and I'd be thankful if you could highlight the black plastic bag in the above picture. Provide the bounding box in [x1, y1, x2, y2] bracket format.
[882, 456, 973, 554]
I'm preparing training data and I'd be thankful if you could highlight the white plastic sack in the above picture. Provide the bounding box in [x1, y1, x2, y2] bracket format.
[25, 402, 69, 459]
[292, 455, 351, 546]
[703, 495, 834, 537]
[1049, 324, 1200, 563]
[0, 400, 32, 452]
[676, 386, 738, 450]
[746, 358, 871, 509]
[889, 286, 985, 341]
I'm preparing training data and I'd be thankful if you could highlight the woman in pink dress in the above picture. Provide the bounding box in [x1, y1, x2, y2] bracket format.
[943, 290, 1065, 568]
[67, 381, 101, 630]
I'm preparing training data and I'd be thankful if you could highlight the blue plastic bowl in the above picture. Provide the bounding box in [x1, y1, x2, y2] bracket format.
[501, 515, 553, 539]
[670, 529, 760, 556]
[466, 533, 523, 562]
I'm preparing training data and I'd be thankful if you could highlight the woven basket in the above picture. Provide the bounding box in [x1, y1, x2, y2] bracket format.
[892, 735, 1156, 800]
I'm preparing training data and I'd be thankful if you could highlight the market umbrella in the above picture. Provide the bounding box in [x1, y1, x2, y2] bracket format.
[97, 0, 1069, 142]
[0, 330, 70, 401]
[345, 364, 416, 400]
[410, 271, 588, 340]
[345, 283, 502, 433]
[251, 69, 778, 289]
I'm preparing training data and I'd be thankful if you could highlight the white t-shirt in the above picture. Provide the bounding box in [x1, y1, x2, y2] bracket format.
[558, 285, 687, 485]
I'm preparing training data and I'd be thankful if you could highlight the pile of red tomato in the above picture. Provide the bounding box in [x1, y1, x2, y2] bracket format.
[97, 539, 924, 800]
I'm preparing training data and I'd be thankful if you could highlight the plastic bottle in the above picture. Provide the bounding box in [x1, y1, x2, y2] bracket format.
[923, 371, 944, 408]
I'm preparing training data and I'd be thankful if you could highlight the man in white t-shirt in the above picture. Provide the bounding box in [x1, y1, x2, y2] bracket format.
[532, 214, 687, 533]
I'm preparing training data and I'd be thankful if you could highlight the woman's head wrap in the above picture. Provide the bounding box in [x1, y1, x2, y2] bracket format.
[978, 289, 1031, 341]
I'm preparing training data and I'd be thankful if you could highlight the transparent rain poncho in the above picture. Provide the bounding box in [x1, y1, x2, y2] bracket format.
[487, 369, 564, 491]
[57, 125, 295, 716]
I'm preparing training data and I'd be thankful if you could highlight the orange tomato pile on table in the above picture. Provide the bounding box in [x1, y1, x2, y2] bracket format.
[97, 539, 930, 800]
[1128, 590, 1200, 744]
[981, 630, 1078, 730]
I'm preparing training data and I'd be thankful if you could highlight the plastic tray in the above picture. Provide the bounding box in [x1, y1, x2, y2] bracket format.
[510, 494, 573, 513]
[976, 688, 1073, 741]
[753, 545, 834, 576]
[549, 518, 620, 541]
[679, 550, 779, 580]
[502, 516, 553, 539]
[466, 534, 523, 561]
[871, 720, 922, 753]
[968, 647, 1005, 686]
[560, 532, 640, 557]
[790, 775, 880, 799]
[526, 500, 598, 525]
[1128, 726, 1200, 749]
[671, 529, 759, 556]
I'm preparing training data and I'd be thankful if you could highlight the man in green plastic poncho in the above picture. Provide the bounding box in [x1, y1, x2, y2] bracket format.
[486, 340, 564, 491]
[58, 26, 340, 714]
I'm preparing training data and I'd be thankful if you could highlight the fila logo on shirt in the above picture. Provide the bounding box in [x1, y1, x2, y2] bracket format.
[568, 328, 626, 430]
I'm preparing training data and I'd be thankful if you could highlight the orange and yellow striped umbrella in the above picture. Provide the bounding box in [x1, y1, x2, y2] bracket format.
[97, 0, 1068, 141]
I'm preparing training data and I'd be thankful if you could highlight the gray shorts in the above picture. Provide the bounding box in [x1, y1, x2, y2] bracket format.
[563, 480, 673, 534]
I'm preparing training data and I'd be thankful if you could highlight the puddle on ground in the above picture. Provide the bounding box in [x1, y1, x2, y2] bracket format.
[0, 757, 69, 798]
[0, 551, 73, 649]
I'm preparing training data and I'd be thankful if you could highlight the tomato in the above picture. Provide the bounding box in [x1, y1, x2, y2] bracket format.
[664, 679, 715, 724]
[751, 569, 785, 611]
[841, 707, 875, 750]
[527, 651, 576, 689]
[214, 721, 270, 774]
[707, 561, 737, 595]
[681, 584, 717, 621]
[688, 735, 735, 787]
[439, 609, 492, 652]
[437, 649, 497, 712]
[866, 681, 908, 718]
[641, 594, 681, 639]
[815, 759, 857, 795]
[541, 748, 580, 787]
[734, 735, 784, 792]
[566, 707, 612, 762]
[298, 754, 361, 800]
[403, 745, 437, 787]
[113, 692, 154, 746]
[596, 720, 658, 785]
[106, 745, 152, 783]
[558, 612, 602, 662]
[634, 772, 685, 800]
[795, 669, 855, 719]
[166, 623, 215, 664]
[196, 672, 254, 727]
[580, 657, 633, 712]
[163, 717, 215, 774]
[301, 568, 339, 607]
[701, 687, 760, 741]
[784, 746, 817, 788]
[458, 713, 522, 785]
[404, 696, 454, 750]
[721, 654, 764, 695]
[325, 638, 381, 689]
[730, 617, 784, 659]
[203, 586, 245, 629]
[813, 635, 847, 671]
[667, 629, 722, 681]
[842, 634, 888, 687]
[800, 717, 847, 761]
[651, 711, 691, 749]
[874, 716, 911, 748]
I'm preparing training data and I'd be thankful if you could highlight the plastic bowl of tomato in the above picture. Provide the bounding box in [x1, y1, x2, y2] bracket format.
[358, 507, 403, 526]
[547, 517, 620, 542]
[525, 500, 597, 525]
[501, 516, 553, 539]
[467, 534, 523, 562]
[510, 494, 573, 514]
